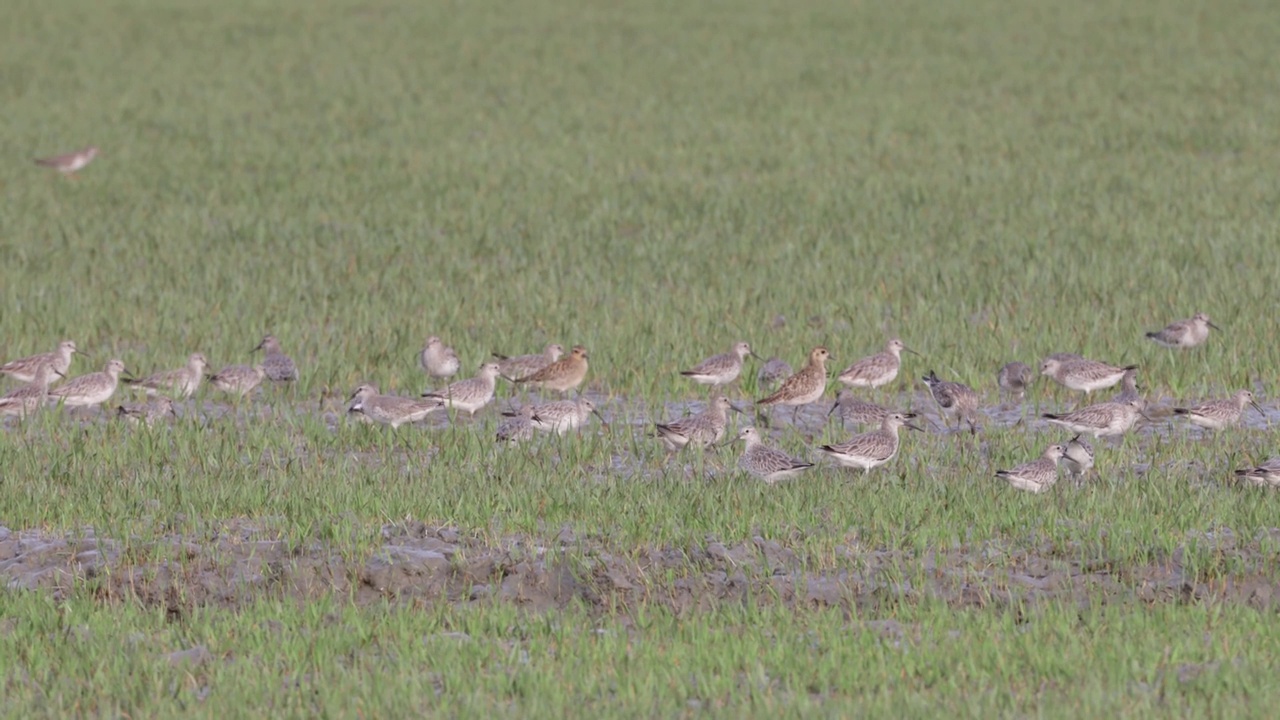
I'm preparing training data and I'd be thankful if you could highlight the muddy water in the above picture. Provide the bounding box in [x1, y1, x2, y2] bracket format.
[2, 522, 1277, 615]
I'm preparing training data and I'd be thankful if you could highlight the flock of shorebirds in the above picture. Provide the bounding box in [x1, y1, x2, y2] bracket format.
[1, 312, 1277, 491]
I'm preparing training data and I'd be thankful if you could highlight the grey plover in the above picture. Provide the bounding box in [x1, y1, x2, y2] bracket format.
[0, 340, 78, 384]
[0, 363, 62, 419]
[528, 398, 607, 435]
[1063, 434, 1095, 479]
[115, 396, 176, 427]
[1234, 458, 1280, 488]
[731, 427, 814, 484]
[207, 364, 267, 399]
[996, 444, 1066, 493]
[654, 395, 741, 453]
[419, 336, 460, 381]
[423, 362, 501, 417]
[817, 412, 920, 473]
[827, 389, 892, 429]
[1146, 312, 1219, 349]
[253, 334, 299, 382]
[496, 406, 539, 445]
[347, 384, 443, 429]
[1040, 357, 1137, 396]
[48, 359, 128, 409]
[127, 353, 208, 399]
[996, 361, 1034, 401]
[680, 341, 757, 387]
[1042, 398, 1145, 438]
[1110, 367, 1142, 402]
[837, 339, 917, 389]
[35, 146, 98, 176]
[756, 357, 793, 392]
[922, 370, 982, 432]
[1173, 390, 1263, 431]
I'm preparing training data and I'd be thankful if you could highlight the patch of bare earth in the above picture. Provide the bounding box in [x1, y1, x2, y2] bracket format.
[0, 523, 1277, 617]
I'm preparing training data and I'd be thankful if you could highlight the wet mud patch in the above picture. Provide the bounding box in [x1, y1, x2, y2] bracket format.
[1, 522, 1278, 616]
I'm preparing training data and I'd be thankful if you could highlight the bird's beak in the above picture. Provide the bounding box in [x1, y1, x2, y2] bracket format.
[53, 369, 66, 379]
[749, 350, 764, 361]
[905, 422, 924, 432]
[904, 347, 922, 357]
[1250, 401, 1265, 417]
[1208, 321, 1223, 331]
[728, 403, 746, 415]
[590, 407, 609, 428]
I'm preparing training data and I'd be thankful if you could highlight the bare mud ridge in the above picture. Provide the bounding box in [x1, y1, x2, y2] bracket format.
[1, 522, 1277, 617]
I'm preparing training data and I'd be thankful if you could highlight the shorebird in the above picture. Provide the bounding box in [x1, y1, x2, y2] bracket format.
[729, 427, 814, 484]
[817, 412, 920, 474]
[996, 444, 1066, 493]
[207, 364, 267, 399]
[1146, 312, 1219, 349]
[419, 336, 460, 382]
[1042, 398, 1145, 439]
[347, 384, 443, 429]
[1172, 390, 1264, 431]
[48, 359, 129, 410]
[1234, 458, 1280, 488]
[680, 342, 758, 387]
[35, 146, 98, 176]
[654, 395, 742, 454]
[496, 405, 538, 445]
[922, 370, 981, 433]
[253, 334, 298, 382]
[514, 345, 590, 394]
[996, 362, 1034, 401]
[756, 346, 831, 426]
[423, 362, 501, 417]
[528, 398, 607, 435]
[756, 357, 793, 392]
[115, 397, 176, 427]
[827, 389, 892, 430]
[0, 364, 62, 419]
[127, 353, 208, 399]
[837, 339, 918, 390]
[1039, 357, 1137, 398]
[1063, 434, 1095, 479]
[492, 343, 563, 382]
[0, 340, 79, 384]
[1110, 367, 1142, 402]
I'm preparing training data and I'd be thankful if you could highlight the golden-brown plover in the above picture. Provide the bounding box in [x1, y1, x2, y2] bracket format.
[756, 346, 831, 425]
[492, 343, 563, 382]
[514, 345, 590, 394]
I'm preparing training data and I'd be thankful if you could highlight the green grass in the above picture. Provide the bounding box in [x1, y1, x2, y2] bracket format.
[1, 594, 1276, 718]
[2, 0, 1280, 715]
